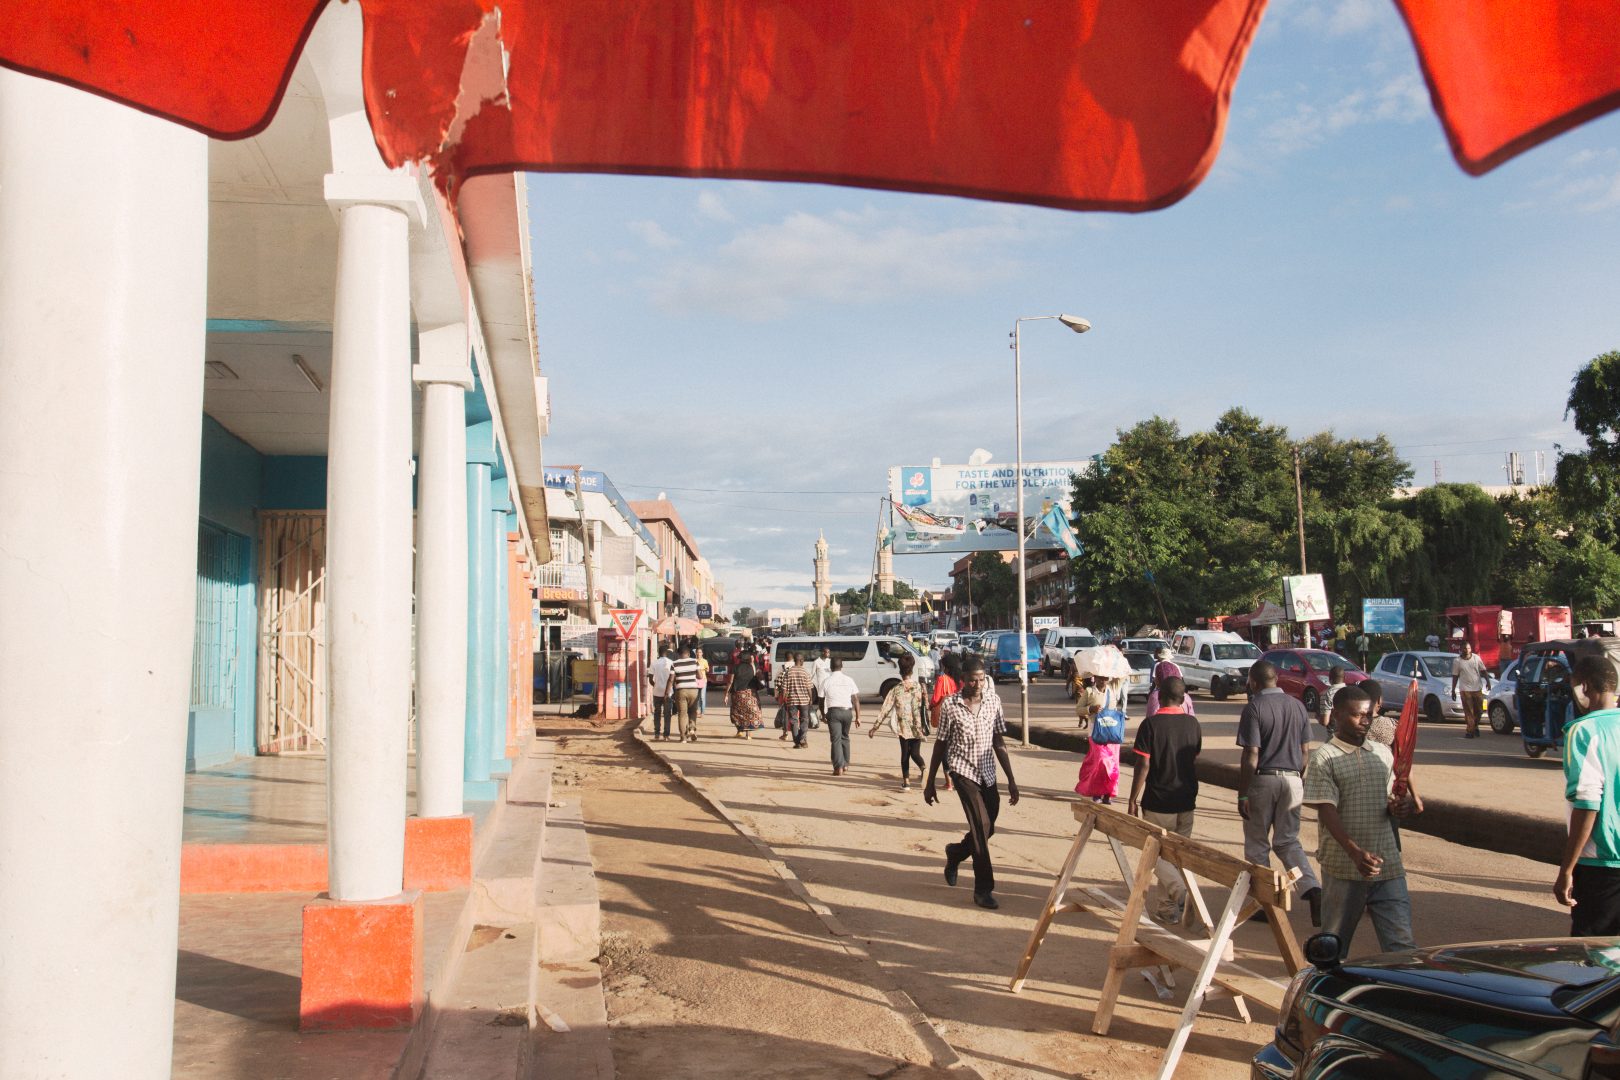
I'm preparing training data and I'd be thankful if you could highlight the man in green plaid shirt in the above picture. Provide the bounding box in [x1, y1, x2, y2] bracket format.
[1304, 684, 1421, 959]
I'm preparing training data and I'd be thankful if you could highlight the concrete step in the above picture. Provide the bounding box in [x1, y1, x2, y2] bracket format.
[411, 924, 536, 1080]
[473, 745, 555, 927]
[533, 799, 599, 964]
[524, 796, 612, 1080]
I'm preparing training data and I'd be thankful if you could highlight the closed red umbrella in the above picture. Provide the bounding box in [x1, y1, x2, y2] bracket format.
[4, 1, 1618, 212]
[1391, 676, 1421, 801]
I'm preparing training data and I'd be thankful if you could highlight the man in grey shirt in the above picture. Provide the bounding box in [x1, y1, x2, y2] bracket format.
[1237, 659, 1323, 925]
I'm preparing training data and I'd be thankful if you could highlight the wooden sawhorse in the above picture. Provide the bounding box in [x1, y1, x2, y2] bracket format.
[1010, 801, 1305, 1079]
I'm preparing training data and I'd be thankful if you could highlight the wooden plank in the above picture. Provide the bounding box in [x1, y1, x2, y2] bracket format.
[1010, 817, 1093, 992]
[1155, 871, 1253, 1080]
[1093, 835, 1160, 1035]
[1072, 802, 1293, 906]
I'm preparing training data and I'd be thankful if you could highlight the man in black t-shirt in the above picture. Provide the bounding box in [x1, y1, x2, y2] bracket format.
[1128, 676, 1201, 922]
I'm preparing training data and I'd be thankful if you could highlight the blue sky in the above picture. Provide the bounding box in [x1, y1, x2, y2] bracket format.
[526, 0, 1620, 613]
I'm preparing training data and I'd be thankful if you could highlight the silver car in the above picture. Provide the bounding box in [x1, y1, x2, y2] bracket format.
[1486, 658, 1520, 733]
[1368, 650, 1466, 722]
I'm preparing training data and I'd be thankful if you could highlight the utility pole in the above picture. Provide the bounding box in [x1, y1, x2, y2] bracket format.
[1291, 446, 1308, 574]
[571, 465, 599, 625]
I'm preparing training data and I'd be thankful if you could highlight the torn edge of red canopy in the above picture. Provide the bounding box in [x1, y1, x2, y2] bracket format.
[2, 0, 1618, 212]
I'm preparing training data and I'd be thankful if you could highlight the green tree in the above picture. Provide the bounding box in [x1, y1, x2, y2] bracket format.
[731, 605, 755, 626]
[1393, 483, 1511, 610]
[801, 606, 838, 633]
[965, 551, 1018, 627]
[1557, 349, 1620, 544]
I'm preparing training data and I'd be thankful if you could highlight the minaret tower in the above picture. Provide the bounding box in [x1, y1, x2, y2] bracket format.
[813, 531, 830, 614]
[876, 528, 895, 595]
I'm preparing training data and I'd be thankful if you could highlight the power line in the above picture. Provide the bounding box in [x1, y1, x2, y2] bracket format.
[617, 481, 883, 496]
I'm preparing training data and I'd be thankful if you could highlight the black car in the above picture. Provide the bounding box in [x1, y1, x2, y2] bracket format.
[1255, 934, 1620, 1078]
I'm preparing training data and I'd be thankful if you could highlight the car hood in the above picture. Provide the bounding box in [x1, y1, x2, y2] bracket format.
[1338, 938, 1620, 1005]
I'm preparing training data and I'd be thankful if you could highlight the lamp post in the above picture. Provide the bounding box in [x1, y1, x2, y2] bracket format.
[1011, 313, 1091, 746]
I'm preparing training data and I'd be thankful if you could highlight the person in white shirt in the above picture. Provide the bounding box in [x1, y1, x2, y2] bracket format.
[821, 658, 861, 776]
[647, 647, 674, 741]
[1450, 641, 1492, 739]
[810, 646, 833, 728]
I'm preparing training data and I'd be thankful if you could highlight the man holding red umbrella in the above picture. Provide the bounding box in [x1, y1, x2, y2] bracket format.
[1305, 685, 1423, 959]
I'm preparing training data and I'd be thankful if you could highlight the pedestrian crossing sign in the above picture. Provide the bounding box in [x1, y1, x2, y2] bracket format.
[608, 608, 642, 639]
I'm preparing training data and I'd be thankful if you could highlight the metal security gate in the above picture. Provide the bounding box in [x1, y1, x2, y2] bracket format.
[257, 511, 326, 753]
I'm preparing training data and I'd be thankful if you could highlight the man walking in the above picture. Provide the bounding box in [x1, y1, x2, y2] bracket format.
[821, 658, 861, 776]
[774, 652, 815, 749]
[647, 646, 674, 741]
[1555, 654, 1620, 934]
[670, 646, 703, 742]
[1305, 685, 1420, 958]
[925, 657, 1020, 910]
[810, 645, 833, 729]
[1237, 660, 1323, 925]
[1451, 641, 1492, 739]
[1128, 676, 1201, 923]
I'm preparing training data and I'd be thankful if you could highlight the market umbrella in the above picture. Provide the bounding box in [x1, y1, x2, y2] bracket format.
[5, 1, 1618, 213]
[652, 615, 703, 636]
[1391, 677, 1421, 801]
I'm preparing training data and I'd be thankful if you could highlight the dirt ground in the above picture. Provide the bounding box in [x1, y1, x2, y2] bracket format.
[546, 717, 964, 1079]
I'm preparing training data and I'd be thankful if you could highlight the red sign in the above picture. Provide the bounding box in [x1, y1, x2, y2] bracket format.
[608, 608, 643, 640]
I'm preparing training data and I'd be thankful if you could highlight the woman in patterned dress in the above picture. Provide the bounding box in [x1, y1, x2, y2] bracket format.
[727, 654, 764, 737]
[872, 652, 929, 789]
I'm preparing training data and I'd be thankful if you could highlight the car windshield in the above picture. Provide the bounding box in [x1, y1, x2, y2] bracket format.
[1063, 635, 1097, 649]
[1303, 651, 1357, 672]
[1125, 653, 1153, 670]
[1423, 655, 1457, 677]
[1212, 643, 1262, 661]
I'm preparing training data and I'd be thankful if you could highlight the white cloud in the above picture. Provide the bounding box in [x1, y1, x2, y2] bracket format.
[649, 207, 1033, 320]
[1510, 147, 1620, 214]
[1258, 73, 1427, 158]
[627, 219, 679, 249]
[1326, 0, 1382, 36]
[695, 191, 733, 223]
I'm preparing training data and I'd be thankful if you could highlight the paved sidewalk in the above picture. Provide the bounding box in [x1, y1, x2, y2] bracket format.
[544, 716, 964, 1080]
[639, 708, 1571, 1079]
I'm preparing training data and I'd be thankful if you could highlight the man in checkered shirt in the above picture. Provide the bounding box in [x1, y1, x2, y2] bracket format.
[1304, 684, 1421, 959]
[925, 657, 1020, 910]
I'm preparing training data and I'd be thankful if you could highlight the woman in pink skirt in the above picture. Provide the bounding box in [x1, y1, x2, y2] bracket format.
[1075, 673, 1129, 803]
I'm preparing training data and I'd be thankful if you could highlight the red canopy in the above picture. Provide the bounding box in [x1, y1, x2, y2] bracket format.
[5, 1, 1619, 210]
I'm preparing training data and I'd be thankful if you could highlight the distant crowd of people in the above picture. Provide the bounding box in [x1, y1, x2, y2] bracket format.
[641, 632, 1620, 946]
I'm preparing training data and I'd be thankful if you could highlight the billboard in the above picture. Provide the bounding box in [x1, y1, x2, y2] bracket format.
[1282, 574, 1330, 623]
[1362, 598, 1406, 634]
[886, 461, 1090, 554]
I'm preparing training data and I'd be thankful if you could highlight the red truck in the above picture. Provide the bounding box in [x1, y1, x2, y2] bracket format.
[1443, 604, 1571, 672]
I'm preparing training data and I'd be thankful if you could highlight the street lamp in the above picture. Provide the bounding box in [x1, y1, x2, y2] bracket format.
[1011, 313, 1090, 747]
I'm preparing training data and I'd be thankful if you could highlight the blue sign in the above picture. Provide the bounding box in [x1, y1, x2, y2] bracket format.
[696, 603, 713, 620]
[1362, 598, 1406, 634]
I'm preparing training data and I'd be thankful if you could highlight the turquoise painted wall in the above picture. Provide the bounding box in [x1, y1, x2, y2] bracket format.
[190, 418, 263, 770]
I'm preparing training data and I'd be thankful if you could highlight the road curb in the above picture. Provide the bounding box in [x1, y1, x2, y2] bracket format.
[1026, 725, 1563, 865]
[632, 728, 983, 1078]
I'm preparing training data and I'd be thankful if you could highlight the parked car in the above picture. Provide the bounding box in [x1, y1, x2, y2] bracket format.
[1121, 649, 1154, 700]
[992, 632, 1042, 683]
[956, 632, 985, 657]
[929, 629, 959, 652]
[1367, 650, 1464, 722]
[1487, 658, 1521, 734]
[1172, 630, 1265, 698]
[1255, 934, 1620, 1080]
[1262, 649, 1370, 715]
[1041, 626, 1100, 677]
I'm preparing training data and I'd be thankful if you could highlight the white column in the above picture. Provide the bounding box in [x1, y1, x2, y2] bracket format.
[0, 72, 207, 1079]
[324, 174, 423, 901]
[413, 326, 473, 819]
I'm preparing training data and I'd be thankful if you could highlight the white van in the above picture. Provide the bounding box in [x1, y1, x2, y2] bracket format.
[1169, 629, 1264, 698]
[770, 636, 930, 700]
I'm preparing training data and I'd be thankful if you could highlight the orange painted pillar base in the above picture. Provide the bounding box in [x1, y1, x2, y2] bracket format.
[403, 815, 473, 891]
[299, 891, 424, 1032]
